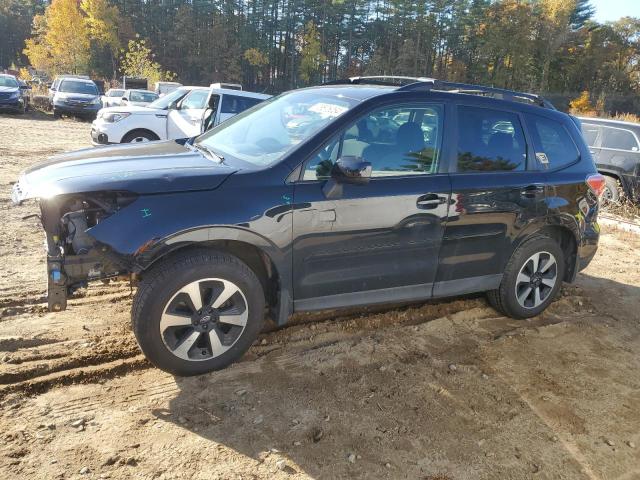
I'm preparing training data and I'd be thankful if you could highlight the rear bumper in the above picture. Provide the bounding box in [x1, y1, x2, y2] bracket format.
[576, 221, 600, 274]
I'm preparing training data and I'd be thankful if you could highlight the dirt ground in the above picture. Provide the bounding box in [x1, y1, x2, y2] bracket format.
[0, 111, 639, 480]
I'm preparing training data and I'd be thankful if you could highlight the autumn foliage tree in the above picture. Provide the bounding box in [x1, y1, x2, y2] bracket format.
[24, 0, 90, 74]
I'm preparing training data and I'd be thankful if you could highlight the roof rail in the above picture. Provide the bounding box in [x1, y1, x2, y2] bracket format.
[399, 80, 555, 109]
[323, 76, 555, 109]
[323, 76, 436, 87]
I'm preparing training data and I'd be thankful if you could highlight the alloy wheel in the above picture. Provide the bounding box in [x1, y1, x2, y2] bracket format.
[514, 251, 558, 309]
[160, 278, 248, 361]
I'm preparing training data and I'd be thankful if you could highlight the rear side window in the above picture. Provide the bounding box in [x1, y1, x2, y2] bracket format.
[221, 95, 263, 114]
[601, 126, 639, 151]
[525, 114, 579, 169]
[581, 124, 600, 147]
[456, 106, 527, 172]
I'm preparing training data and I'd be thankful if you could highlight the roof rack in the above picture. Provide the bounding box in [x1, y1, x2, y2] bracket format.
[323, 76, 435, 87]
[400, 80, 555, 109]
[324, 76, 555, 110]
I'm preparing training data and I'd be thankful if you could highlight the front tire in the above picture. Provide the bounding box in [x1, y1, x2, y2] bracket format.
[122, 130, 159, 143]
[488, 235, 564, 319]
[132, 250, 265, 376]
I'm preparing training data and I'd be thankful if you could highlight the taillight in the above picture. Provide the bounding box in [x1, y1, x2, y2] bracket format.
[586, 173, 606, 197]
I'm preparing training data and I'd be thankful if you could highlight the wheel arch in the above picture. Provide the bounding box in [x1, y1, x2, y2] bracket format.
[136, 227, 292, 326]
[510, 222, 579, 283]
[122, 128, 161, 143]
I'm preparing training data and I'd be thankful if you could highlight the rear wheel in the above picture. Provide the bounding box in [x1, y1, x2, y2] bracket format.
[602, 175, 621, 203]
[132, 250, 265, 376]
[487, 236, 564, 319]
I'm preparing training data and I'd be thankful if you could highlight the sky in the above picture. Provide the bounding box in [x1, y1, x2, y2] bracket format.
[591, 0, 640, 23]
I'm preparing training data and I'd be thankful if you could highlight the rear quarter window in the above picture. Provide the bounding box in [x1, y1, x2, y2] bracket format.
[525, 114, 580, 169]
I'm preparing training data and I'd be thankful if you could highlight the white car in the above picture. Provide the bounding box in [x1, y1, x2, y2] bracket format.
[101, 88, 125, 108]
[154, 81, 182, 97]
[121, 89, 159, 107]
[91, 86, 270, 144]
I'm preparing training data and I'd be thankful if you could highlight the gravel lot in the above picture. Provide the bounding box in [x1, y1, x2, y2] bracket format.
[1, 111, 639, 480]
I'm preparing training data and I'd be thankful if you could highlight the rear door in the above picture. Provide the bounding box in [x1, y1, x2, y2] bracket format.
[436, 104, 547, 296]
[167, 89, 209, 138]
[292, 102, 451, 309]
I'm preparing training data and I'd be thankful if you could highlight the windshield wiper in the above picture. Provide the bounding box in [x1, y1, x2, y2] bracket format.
[191, 142, 224, 164]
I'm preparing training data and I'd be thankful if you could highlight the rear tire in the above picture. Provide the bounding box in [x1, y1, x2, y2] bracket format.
[487, 235, 564, 319]
[602, 175, 621, 203]
[132, 250, 265, 376]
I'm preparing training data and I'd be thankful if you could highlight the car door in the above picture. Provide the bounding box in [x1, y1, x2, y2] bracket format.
[200, 93, 221, 134]
[436, 104, 547, 297]
[291, 102, 451, 310]
[166, 89, 209, 138]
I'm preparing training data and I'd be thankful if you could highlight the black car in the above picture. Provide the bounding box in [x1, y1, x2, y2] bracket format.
[580, 117, 640, 202]
[0, 74, 31, 113]
[12, 78, 603, 376]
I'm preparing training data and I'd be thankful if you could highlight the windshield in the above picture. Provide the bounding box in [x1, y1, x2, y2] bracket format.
[196, 89, 360, 166]
[148, 88, 189, 109]
[130, 91, 158, 103]
[0, 76, 19, 88]
[59, 80, 98, 95]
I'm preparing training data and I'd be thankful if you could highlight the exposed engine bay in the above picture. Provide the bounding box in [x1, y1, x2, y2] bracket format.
[39, 192, 136, 311]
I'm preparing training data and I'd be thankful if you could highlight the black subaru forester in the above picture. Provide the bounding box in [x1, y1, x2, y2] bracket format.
[12, 77, 603, 376]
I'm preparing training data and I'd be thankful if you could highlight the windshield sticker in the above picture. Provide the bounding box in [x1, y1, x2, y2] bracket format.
[308, 103, 348, 118]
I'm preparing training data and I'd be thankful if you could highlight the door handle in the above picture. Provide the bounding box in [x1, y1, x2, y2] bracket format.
[520, 184, 545, 198]
[416, 194, 446, 209]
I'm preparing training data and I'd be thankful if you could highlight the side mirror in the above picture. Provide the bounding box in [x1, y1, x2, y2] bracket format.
[322, 157, 371, 199]
[331, 156, 372, 185]
[121, 97, 127, 101]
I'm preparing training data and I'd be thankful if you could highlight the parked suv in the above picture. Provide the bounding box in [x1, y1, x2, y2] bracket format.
[91, 86, 269, 144]
[12, 77, 603, 376]
[52, 78, 101, 119]
[0, 74, 31, 113]
[580, 117, 640, 202]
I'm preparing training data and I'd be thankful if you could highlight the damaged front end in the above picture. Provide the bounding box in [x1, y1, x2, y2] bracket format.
[30, 191, 137, 311]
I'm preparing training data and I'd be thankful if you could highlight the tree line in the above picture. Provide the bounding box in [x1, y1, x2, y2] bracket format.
[1, 0, 639, 107]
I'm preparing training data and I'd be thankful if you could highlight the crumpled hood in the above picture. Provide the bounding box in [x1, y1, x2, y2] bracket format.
[12, 140, 237, 203]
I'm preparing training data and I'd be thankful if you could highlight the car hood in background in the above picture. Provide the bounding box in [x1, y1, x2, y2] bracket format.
[99, 105, 159, 115]
[0, 86, 19, 94]
[12, 140, 237, 203]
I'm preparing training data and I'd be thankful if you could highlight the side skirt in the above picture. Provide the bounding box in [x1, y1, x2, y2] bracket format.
[292, 274, 503, 314]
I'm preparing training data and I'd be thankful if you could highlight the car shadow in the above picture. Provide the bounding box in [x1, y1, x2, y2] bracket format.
[152, 272, 640, 478]
[0, 110, 94, 123]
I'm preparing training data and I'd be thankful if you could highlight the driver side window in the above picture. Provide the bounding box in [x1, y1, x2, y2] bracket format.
[303, 104, 443, 181]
